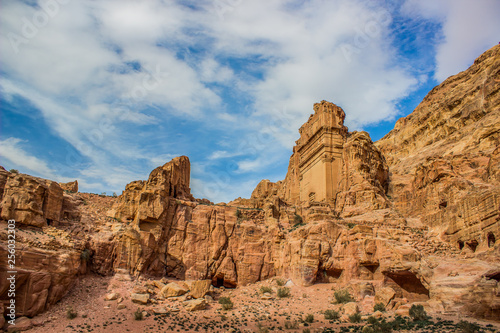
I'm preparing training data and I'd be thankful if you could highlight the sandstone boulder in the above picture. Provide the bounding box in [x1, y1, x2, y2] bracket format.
[374, 287, 396, 307]
[187, 280, 211, 299]
[131, 293, 149, 304]
[342, 302, 359, 316]
[160, 282, 188, 298]
[183, 298, 207, 311]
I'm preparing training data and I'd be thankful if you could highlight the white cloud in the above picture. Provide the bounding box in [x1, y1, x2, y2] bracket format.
[403, 0, 500, 82]
[0, 137, 72, 182]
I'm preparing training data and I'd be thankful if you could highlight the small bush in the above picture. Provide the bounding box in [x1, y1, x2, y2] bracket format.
[409, 304, 427, 321]
[304, 314, 314, 323]
[277, 287, 291, 298]
[9, 169, 19, 174]
[284, 321, 299, 329]
[260, 286, 273, 294]
[458, 320, 480, 333]
[373, 302, 386, 312]
[348, 312, 362, 323]
[235, 208, 242, 218]
[222, 302, 233, 310]
[134, 308, 143, 320]
[112, 192, 118, 198]
[293, 214, 303, 224]
[219, 297, 233, 310]
[333, 289, 353, 304]
[367, 316, 378, 325]
[276, 278, 285, 286]
[347, 222, 356, 229]
[66, 307, 77, 319]
[324, 309, 340, 320]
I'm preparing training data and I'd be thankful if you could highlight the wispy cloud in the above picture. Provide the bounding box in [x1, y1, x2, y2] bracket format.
[0, 137, 72, 182]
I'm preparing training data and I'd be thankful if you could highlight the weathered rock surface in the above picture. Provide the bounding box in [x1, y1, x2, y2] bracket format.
[376, 44, 500, 251]
[0, 173, 80, 227]
[60, 180, 78, 193]
[0, 244, 81, 317]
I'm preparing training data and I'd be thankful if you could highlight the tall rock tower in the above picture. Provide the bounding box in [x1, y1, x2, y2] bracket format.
[280, 100, 348, 205]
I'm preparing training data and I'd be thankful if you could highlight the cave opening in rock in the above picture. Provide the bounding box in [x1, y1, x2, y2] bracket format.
[488, 233, 496, 248]
[384, 271, 429, 301]
[485, 271, 500, 282]
[46, 218, 52, 226]
[211, 274, 236, 289]
[467, 239, 478, 252]
[316, 268, 343, 283]
[458, 240, 464, 250]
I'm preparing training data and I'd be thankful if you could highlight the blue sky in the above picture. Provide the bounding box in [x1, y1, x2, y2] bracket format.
[1, 0, 499, 203]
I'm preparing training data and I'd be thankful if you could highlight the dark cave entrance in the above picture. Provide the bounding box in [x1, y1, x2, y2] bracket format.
[316, 268, 343, 283]
[488, 233, 496, 248]
[211, 274, 236, 289]
[466, 239, 478, 252]
[384, 270, 429, 302]
[46, 218, 52, 226]
[458, 240, 464, 250]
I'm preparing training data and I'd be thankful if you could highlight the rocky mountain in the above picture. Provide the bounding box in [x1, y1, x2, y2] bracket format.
[0, 45, 499, 328]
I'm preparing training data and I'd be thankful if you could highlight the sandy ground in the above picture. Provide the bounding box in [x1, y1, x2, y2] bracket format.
[22, 273, 500, 333]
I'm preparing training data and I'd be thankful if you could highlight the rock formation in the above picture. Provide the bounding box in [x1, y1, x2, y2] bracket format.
[0, 45, 499, 325]
[376, 44, 500, 252]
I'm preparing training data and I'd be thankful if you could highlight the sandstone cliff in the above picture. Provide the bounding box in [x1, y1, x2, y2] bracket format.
[376, 44, 500, 252]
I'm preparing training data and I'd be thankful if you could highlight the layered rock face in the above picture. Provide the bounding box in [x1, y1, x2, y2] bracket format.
[0, 171, 80, 227]
[376, 44, 500, 251]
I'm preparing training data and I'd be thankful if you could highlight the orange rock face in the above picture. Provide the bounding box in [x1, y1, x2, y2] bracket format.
[376, 44, 500, 252]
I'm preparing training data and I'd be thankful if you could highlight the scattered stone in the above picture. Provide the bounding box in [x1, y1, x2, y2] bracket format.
[105, 292, 119, 301]
[160, 282, 189, 298]
[183, 298, 207, 311]
[7, 317, 32, 332]
[131, 293, 150, 304]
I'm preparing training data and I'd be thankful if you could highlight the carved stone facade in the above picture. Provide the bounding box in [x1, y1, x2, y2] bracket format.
[291, 100, 347, 205]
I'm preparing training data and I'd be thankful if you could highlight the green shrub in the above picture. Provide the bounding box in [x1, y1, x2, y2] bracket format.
[349, 312, 362, 323]
[367, 316, 378, 325]
[236, 208, 242, 218]
[324, 309, 340, 320]
[218, 297, 233, 310]
[276, 278, 285, 286]
[277, 287, 290, 298]
[9, 169, 19, 174]
[66, 306, 77, 319]
[333, 289, 353, 304]
[260, 286, 273, 294]
[293, 214, 303, 224]
[409, 304, 427, 321]
[347, 222, 356, 229]
[134, 308, 143, 320]
[304, 314, 314, 323]
[373, 302, 386, 312]
[458, 320, 480, 333]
